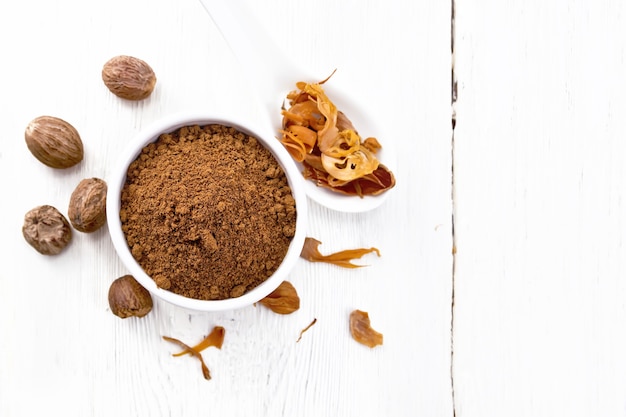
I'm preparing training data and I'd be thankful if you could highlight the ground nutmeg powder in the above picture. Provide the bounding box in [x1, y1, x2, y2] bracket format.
[120, 124, 297, 300]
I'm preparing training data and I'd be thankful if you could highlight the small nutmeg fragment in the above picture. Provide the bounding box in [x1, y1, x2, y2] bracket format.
[349, 309, 383, 348]
[22, 205, 72, 255]
[24, 116, 84, 169]
[68, 178, 107, 233]
[102, 55, 156, 100]
[258, 280, 300, 314]
[108, 275, 153, 319]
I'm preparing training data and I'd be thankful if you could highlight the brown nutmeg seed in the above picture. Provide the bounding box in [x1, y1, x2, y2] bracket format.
[108, 275, 153, 318]
[68, 178, 107, 233]
[102, 55, 156, 100]
[22, 205, 72, 255]
[25, 116, 84, 169]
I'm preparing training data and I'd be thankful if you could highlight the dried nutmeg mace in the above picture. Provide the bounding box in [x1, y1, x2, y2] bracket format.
[300, 237, 380, 268]
[108, 275, 153, 318]
[258, 280, 300, 314]
[68, 178, 107, 233]
[102, 55, 156, 100]
[349, 309, 383, 348]
[24, 116, 84, 169]
[22, 205, 72, 255]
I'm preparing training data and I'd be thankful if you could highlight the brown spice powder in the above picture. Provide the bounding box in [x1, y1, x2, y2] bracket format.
[120, 124, 297, 300]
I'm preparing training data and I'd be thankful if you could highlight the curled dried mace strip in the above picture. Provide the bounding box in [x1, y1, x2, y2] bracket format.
[296, 318, 317, 343]
[162, 336, 212, 380]
[259, 280, 300, 314]
[300, 237, 380, 268]
[349, 310, 383, 348]
[302, 158, 395, 197]
[172, 326, 225, 357]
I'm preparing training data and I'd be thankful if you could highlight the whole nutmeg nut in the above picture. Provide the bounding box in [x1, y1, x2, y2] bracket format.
[22, 205, 72, 255]
[108, 275, 153, 318]
[68, 178, 107, 233]
[102, 55, 156, 100]
[24, 116, 84, 169]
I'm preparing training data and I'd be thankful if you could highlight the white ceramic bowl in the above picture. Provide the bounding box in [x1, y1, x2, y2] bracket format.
[107, 111, 308, 311]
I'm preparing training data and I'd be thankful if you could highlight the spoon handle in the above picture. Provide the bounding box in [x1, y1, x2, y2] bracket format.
[198, 0, 303, 119]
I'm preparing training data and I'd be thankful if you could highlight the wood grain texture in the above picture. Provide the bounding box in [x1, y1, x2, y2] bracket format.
[0, 0, 451, 416]
[453, 1, 626, 416]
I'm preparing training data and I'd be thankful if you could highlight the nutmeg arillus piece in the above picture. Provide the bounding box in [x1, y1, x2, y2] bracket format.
[24, 116, 84, 169]
[68, 178, 107, 233]
[108, 275, 153, 318]
[22, 205, 72, 255]
[296, 318, 317, 343]
[349, 309, 383, 348]
[258, 280, 300, 314]
[102, 55, 156, 100]
[163, 326, 226, 381]
[300, 237, 380, 268]
[162, 336, 212, 380]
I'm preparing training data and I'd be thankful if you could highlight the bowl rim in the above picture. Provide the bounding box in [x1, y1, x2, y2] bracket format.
[106, 111, 308, 312]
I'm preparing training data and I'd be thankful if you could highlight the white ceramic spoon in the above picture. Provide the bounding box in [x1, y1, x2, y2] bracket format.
[198, 0, 395, 212]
